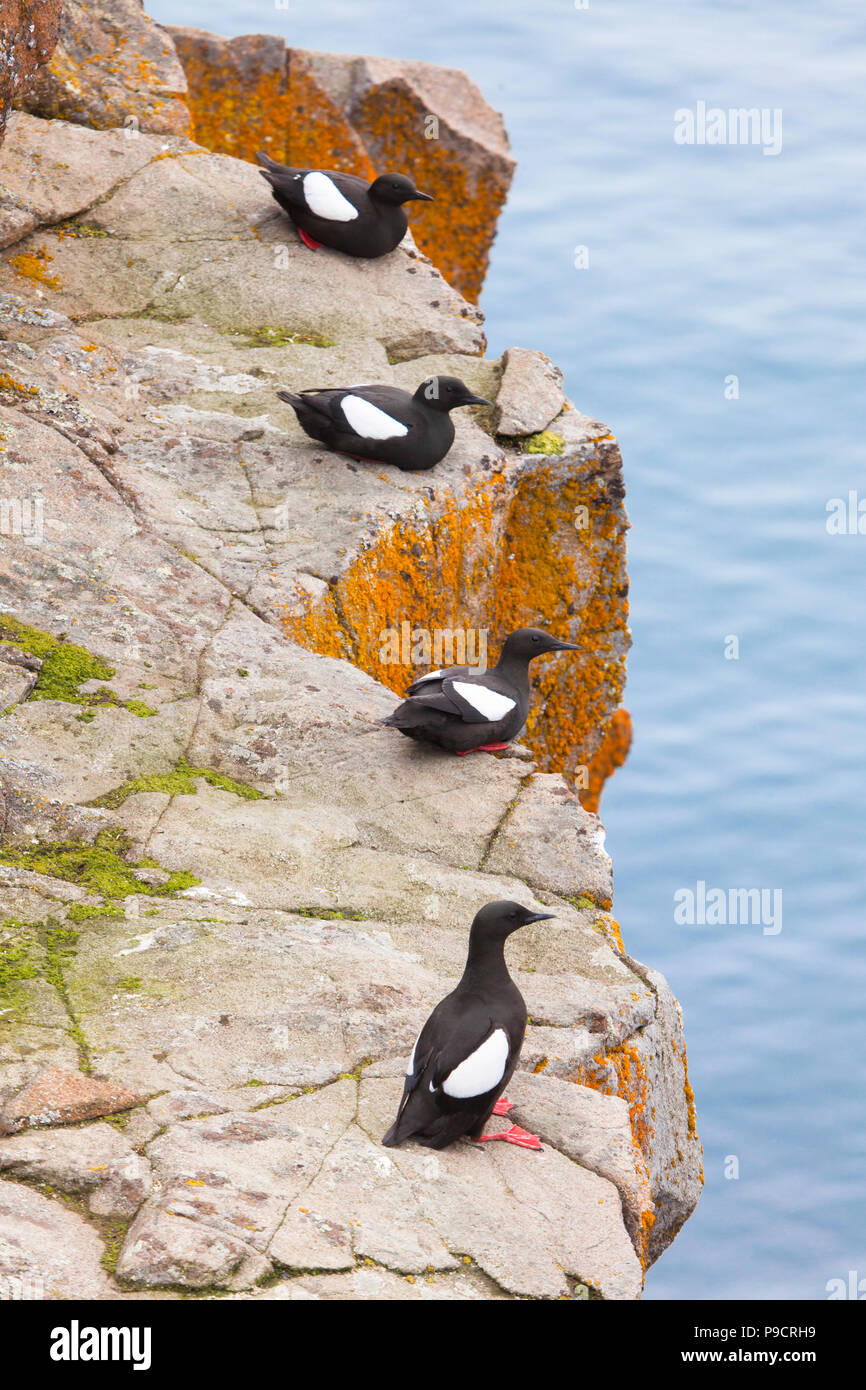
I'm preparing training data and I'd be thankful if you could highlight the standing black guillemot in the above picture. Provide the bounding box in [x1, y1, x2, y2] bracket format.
[382, 900, 555, 1151]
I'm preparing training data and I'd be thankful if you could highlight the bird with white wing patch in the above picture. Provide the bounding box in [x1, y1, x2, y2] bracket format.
[383, 900, 555, 1151]
[276, 375, 491, 471]
[256, 152, 434, 257]
[381, 627, 581, 753]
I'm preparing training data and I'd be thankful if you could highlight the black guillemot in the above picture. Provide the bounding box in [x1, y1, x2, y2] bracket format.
[382, 900, 554, 1151]
[380, 627, 580, 753]
[277, 375, 491, 471]
[256, 154, 433, 257]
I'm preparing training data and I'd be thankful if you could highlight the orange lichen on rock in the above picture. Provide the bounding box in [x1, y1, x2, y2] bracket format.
[351, 78, 511, 302]
[281, 476, 507, 672]
[0, 373, 39, 396]
[488, 464, 629, 780]
[580, 705, 633, 812]
[682, 1048, 698, 1138]
[281, 451, 629, 780]
[15, 0, 191, 137]
[168, 29, 289, 164]
[593, 912, 626, 954]
[574, 1043, 657, 1268]
[286, 53, 376, 181]
[576, 1043, 651, 1157]
[7, 246, 60, 288]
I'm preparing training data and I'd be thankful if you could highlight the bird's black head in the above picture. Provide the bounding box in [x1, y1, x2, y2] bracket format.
[470, 899, 555, 944]
[369, 173, 434, 206]
[498, 627, 580, 665]
[413, 375, 493, 413]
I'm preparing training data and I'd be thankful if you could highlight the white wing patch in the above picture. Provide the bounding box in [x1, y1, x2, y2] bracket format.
[302, 171, 360, 222]
[407, 1034, 419, 1077]
[452, 681, 516, 722]
[414, 670, 443, 685]
[341, 394, 409, 440]
[441, 1028, 510, 1099]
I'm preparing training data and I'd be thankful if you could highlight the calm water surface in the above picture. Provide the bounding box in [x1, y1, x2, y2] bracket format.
[148, 0, 866, 1300]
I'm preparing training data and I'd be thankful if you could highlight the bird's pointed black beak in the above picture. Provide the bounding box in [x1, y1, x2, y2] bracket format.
[464, 393, 493, 407]
[548, 639, 580, 652]
[410, 191, 435, 202]
[523, 911, 555, 924]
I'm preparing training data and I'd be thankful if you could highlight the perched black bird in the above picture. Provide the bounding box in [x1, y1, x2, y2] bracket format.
[276, 375, 491, 472]
[383, 900, 554, 1151]
[381, 627, 580, 754]
[256, 153, 433, 258]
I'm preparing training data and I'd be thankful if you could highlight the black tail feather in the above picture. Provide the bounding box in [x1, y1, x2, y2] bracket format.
[380, 702, 447, 731]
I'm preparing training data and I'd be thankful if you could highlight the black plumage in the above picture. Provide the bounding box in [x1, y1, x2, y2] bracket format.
[383, 900, 554, 1151]
[276, 375, 491, 471]
[381, 627, 580, 753]
[256, 153, 433, 258]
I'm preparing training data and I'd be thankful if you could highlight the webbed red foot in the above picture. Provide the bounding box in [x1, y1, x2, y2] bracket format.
[474, 1124, 541, 1151]
[455, 742, 511, 756]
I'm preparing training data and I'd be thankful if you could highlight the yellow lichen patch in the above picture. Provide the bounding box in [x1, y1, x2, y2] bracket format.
[580, 706, 632, 813]
[7, 246, 61, 289]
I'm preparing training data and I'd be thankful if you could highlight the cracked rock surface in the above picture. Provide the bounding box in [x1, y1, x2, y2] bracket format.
[0, 110, 701, 1300]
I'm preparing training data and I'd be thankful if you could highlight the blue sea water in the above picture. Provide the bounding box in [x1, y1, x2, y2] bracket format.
[148, 0, 866, 1300]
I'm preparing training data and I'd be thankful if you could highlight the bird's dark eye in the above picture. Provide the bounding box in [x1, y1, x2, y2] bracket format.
[447, 385, 455, 393]
[532, 635, 540, 643]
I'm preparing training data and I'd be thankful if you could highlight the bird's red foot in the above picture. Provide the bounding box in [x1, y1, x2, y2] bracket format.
[298, 228, 323, 250]
[491, 1096, 513, 1116]
[455, 742, 512, 756]
[474, 1124, 541, 1150]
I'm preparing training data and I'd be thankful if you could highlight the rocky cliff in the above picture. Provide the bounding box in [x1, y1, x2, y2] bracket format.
[0, 19, 701, 1302]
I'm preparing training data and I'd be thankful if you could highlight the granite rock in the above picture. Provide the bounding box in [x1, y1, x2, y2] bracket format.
[0, 107, 701, 1300]
[15, 0, 192, 137]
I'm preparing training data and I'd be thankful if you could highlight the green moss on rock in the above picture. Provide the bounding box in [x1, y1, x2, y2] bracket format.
[0, 830, 200, 900]
[121, 698, 157, 718]
[295, 907, 368, 921]
[58, 222, 110, 239]
[239, 326, 337, 349]
[42, 920, 90, 1071]
[0, 918, 41, 1017]
[0, 613, 159, 718]
[65, 903, 125, 924]
[496, 430, 565, 455]
[34, 643, 116, 703]
[88, 757, 266, 810]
